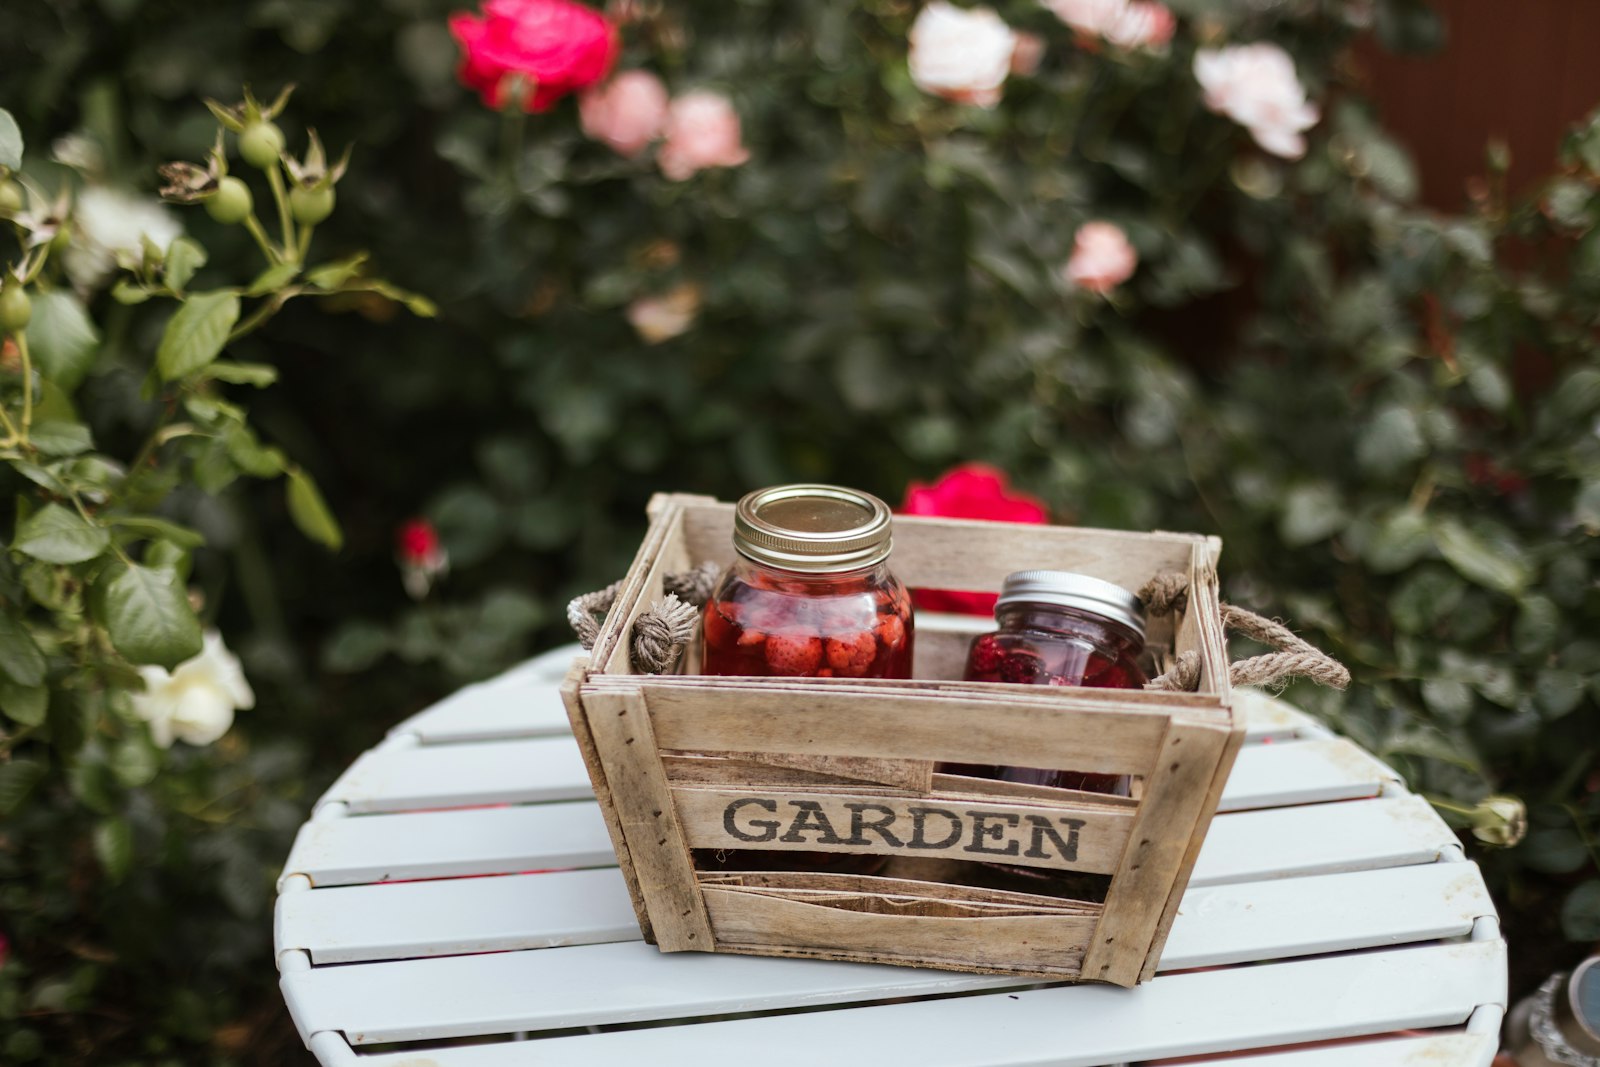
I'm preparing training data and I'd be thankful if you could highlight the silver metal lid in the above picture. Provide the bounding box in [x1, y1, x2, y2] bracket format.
[732, 484, 894, 573]
[996, 569, 1145, 638]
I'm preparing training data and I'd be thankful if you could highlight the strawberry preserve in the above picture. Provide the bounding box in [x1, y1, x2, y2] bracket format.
[701, 485, 913, 680]
[699, 484, 913, 876]
[953, 570, 1147, 795]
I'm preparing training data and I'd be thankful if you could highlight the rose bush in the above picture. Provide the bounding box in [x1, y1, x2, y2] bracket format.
[2, 0, 1598, 1058]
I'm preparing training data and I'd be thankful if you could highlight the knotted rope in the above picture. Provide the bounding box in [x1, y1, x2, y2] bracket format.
[1140, 571, 1350, 693]
[566, 561, 721, 674]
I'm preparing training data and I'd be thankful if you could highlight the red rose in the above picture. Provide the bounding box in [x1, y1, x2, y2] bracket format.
[449, 0, 618, 113]
[901, 463, 1049, 615]
[396, 519, 449, 599]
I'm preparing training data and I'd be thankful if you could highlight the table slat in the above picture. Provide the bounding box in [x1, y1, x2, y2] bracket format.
[318, 940, 1504, 1063]
[1138, 1032, 1496, 1067]
[282, 802, 614, 888]
[321, 736, 592, 814]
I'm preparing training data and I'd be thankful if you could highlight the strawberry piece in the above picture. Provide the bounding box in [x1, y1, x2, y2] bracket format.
[968, 633, 1004, 673]
[703, 603, 741, 651]
[765, 634, 823, 676]
[736, 627, 767, 648]
[825, 630, 877, 677]
[875, 612, 906, 650]
[1000, 650, 1044, 684]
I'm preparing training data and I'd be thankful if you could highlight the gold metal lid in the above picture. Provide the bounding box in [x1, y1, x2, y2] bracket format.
[732, 484, 894, 573]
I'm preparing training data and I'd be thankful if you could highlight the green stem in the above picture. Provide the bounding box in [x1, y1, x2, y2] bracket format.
[242, 214, 281, 265]
[227, 289, 297, 343]
[1422, 794, 1475, 818]
[1564, 803, 1600, 873]
[265, 165, 298, 259]
[15, 329, 32, 439]
[296, 223, 313, 262]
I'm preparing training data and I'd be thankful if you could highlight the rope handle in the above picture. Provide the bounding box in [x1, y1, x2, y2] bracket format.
[567, 563, 1349, 690]
[565, 562, 720, 674]
[1139, 571, 1350, 692]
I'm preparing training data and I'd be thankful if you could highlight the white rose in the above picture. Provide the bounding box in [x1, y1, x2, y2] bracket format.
[908, 2, 1017, 109]
[1193, 43, 1320, 160]
[131, 631, 255, 748]
[63, 186, 183, 291]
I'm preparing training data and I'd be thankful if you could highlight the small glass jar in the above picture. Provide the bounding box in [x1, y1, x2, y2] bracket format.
[953, 570, 1147, 794]
[699, 484, 913, 877]
[701, 485, 913, 680]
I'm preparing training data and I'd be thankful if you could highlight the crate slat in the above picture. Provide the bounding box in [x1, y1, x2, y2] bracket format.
[288, 939, 1504, 1060]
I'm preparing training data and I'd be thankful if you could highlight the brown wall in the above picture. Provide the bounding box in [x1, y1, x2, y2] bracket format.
[1356, 0, 1600, 209]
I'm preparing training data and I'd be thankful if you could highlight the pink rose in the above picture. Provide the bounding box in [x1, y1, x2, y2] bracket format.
[1104, 2, 1175, 51]
[1065, 221, 1138, 294]
[580, 70, 669, 157]
[657, 91, 749, 181]
[1010, 32, 1046, 76]
[449, 0, 618, 113]
[1193, 43, 1320, 159]
[627, 283, 701, 343]
[908, 2, 1017, 108]
[1045, 0, 1175, 52]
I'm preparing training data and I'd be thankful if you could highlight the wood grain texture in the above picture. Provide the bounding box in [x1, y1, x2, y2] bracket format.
[559, 663, 654, 943]
[673, 785, 1135, 874]
[698, 869, 1103, 912]
[1081, 719, 1233, 986]
[1138, 713, 1246, 982]
[581, 687, 713, 951]
[664, 752, 933, 793]
[643, 683, 1168, 774]
[702, 887, 1096, 977]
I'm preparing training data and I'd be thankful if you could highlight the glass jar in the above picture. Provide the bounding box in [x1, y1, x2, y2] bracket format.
[701, 485, 913, 680]
[699, 484, 913, 877]
[953, 570, 1147, 794]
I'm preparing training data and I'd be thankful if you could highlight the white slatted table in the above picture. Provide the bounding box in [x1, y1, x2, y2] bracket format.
[275, 646, 1507, 1066]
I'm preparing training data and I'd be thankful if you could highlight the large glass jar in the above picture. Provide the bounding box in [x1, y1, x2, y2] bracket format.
[953, 570, 1147, 794]
[699, 484, 913, 876]
[701, 485, 913, 680]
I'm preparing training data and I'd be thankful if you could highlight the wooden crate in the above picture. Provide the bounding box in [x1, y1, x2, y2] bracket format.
[560, 493, 1242, 986]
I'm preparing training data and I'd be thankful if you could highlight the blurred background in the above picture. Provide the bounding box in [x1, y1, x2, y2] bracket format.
[0, 0, 1598, 1061]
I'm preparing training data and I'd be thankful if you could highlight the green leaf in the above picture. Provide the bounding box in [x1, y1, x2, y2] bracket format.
[0, 759, 45, 814]
[143, 539, 192, 583]
[26, 290, 100, 391]
[93, 817, 133, 883]
[1363, 510, 1432, 573]
[156, 291, 240, 381]
[1278, 484, 1346, 547]
[322, 620, 390, 673]
[110, 280, 154, 305]
[14, 502, 110, 564]
[348, 278, 438, 317]
[0, 108, 21, 171]
[107, 515, 205, 549]
[306, 253, 369, 290]
[163, 237, 207, 292]
[27, 420, 93, 457]
[245, 262, 300, 297]
[109, 736, 160, 787]
[1355, 405, 1426, 476]
[286, 468, 343, 550]
[201, 361, 278, 387]
[1562, 880, 1600, 942]
[100, 562, 203, 669]
[1432, 519, 1529, 596]
[9, 459, 66, 494]
[0, 678, 47, 725]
